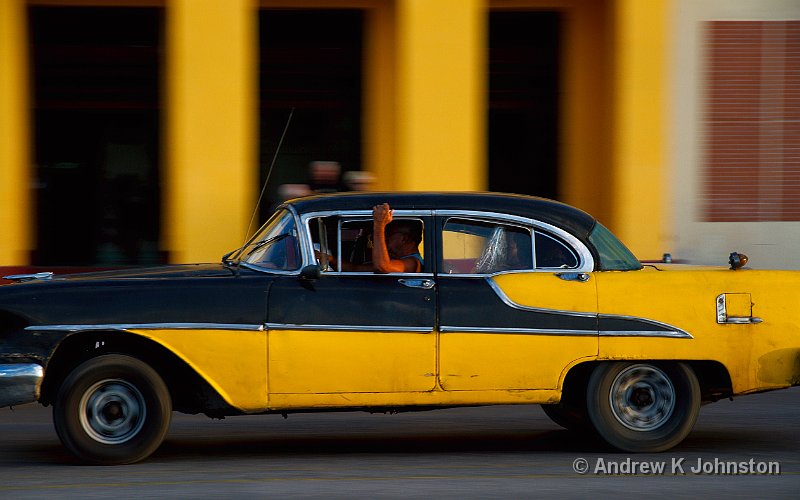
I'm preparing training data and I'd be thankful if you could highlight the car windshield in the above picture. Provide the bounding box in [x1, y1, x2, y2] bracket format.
[588, 222, 642, 271]
[231, 209, 301, 271]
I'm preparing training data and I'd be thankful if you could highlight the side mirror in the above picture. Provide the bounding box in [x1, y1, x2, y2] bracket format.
[300, 264, 321, 281]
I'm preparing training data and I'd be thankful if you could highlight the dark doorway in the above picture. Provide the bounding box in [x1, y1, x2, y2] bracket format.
[258, 10, 363, 219]
[29, 7, 163, 266]
[488, 11, 560, 200]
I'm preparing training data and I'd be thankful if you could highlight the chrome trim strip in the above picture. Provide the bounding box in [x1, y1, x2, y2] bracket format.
[485, 277, 596, 318]
[0, 364, 43, 408]
[309, 271, 435, 278]
[597, 315, 694, 339]
[25, 323, 265, 332]
[299, 209, 434, 271]
[3, 272, 54, 282]
[440, 326, 596, 336]
[434, 209, 595, 272]
[265, 323, 433, 333]
[485, 277, 694, 339]
[600, 330, 693, 339]
[441, 326, 689, 338]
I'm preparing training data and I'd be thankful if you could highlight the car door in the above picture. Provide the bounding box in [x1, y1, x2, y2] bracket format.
[435, 212, 599, 391]
[266, 211, 437, 395]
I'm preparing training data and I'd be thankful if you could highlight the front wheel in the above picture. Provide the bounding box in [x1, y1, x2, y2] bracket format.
[586, 362, 700, 452]
[53, 354, 172, 465]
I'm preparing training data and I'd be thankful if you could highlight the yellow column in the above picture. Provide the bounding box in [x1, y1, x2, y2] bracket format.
[364, 2, 396, 191]
[558, 0, 614, 225]
[165, 0, 257, 263]
[610, 0, 669, 259]
[0, 0, 31, 265]
[395, 0, 486, 191]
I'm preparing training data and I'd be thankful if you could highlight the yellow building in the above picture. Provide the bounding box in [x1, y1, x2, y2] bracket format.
[1, 0, 798, 268]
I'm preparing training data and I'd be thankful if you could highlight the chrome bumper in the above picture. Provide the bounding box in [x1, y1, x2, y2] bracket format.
[0, 364, 43, 408]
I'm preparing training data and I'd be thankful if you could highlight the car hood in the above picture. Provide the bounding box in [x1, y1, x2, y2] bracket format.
[7, 264, 237, 284]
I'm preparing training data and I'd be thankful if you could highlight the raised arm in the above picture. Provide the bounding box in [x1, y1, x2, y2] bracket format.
[371, 203, 421, 273]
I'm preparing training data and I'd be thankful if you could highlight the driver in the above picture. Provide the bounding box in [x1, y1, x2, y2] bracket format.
[371, 203, 423, 273]
[319, 203, 423, 273]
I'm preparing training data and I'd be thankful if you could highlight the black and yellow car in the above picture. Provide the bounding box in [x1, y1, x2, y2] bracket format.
[1, 192, 799, 464]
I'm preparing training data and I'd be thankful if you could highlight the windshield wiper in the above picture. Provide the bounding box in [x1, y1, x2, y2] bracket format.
[244, 233, 289, 258]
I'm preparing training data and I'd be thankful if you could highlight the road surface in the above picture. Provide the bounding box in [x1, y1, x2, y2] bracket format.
[1, 388, 798, 497]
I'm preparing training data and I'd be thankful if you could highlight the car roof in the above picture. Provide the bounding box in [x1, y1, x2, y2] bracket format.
[284, 192, 598, 238]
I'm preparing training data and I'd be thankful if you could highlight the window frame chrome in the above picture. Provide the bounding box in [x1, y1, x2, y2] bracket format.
[533, 228, 581, 270]
[299, 209, 434, 277]
[434, 210, 594, 276]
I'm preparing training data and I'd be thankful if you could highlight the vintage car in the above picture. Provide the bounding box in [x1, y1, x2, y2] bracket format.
[1, 192, 799, 464]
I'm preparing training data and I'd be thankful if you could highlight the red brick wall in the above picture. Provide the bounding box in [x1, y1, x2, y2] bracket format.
[703, 21, 800, 221]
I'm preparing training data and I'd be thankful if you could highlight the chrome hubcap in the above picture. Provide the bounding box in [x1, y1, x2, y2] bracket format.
[609, 365, 675, 431]
[79, 379, 146, 444]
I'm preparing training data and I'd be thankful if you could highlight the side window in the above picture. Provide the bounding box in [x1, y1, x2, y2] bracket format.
[241, 210, 301, 271]
[309, 216, 424, 273]
[534, 229, 579, 269]
[441, 218, 533, 274]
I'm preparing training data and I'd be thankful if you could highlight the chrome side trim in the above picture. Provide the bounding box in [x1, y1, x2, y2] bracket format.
[600, 329, 693, 339]
[25, 323, 265, 332]
[440, 326, 690, 338]
[440, 326, 596, 336]
[485, 277, 596, 318]
[3, 272, 54, 283]
[0, 364, 43, 408]
[485, 277, 694, 339]
[598, 315, 694, 339]
[265, 323, 433, 333]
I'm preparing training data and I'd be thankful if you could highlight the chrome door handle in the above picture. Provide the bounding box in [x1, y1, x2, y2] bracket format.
[556, 272, 590, 282]
[398, 278, 435, 289]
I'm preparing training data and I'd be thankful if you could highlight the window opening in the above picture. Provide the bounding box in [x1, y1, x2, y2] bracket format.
[442, 218, 533, 274]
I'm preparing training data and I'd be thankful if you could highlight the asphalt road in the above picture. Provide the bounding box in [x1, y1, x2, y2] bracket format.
[1, 388, 799, 498]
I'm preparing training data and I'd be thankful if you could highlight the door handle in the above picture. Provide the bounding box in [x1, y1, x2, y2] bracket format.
[398, 278, 435, 289]
[556, 272, 590, 282]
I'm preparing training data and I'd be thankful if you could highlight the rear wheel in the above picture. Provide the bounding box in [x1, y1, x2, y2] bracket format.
[586, 362, 700, 452]
[53, 354, 171, 465]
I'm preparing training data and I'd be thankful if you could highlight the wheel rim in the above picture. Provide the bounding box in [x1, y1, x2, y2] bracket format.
[608, 364, 675, 432]
[79, 379, 147, 445]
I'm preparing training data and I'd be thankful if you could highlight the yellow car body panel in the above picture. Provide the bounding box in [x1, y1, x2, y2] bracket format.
[438, 334, 596, 390]
[595, 267, 800, 394]
[491, 271, 598, 313]
[130, 329, 268, 412]
[267, 329, 437, 395]
[129, 266, 800, 411]
[439, 273, 598, 391]
[267, 389, 562, 410]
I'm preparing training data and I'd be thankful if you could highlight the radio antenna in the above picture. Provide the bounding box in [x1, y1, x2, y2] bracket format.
[228, 107, 294, 266]
[243, 107, 294, 245]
